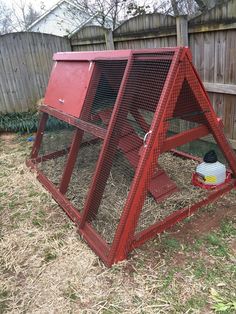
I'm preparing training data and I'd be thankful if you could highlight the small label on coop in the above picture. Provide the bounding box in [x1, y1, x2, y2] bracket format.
[205, 176, 217, 183]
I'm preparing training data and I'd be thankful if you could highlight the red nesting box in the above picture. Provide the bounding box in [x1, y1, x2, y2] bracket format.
[44, 50, 131, 118]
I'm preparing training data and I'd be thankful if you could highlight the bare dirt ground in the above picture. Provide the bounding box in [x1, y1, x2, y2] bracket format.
[0, 133, 235, 314]
[170, 204, 236, 243]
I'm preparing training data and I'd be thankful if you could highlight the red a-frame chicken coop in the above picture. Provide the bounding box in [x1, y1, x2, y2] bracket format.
[27, 47, 236, 266]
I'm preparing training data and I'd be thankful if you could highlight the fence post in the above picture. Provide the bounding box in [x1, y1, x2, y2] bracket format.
[105, 29, 115, 50]
[176, 15, 188, 46]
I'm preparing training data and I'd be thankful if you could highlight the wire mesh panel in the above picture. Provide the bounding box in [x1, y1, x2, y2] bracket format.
[135, 133, 234, 235]
[90, 151, 135, 244]
[90, 60, 127, 116]
[81, 51, 175, 245]
[37, 117, 75, 186]
[65, 136, 102, 212]
[175, 136, 228, 164]
[136, 152, 207, 234]
[127, 51, 236, 256]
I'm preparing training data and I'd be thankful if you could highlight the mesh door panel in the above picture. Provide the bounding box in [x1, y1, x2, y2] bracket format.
[91, 151, 135, 244]
[167, 119, 200, 136]
[85, 60, 127, 127]
[66, 136, 102, 212]
[83, 52, 174, 244]
[136, 152, 208, 234]
[37, 116, 75, 186]
[175, 135, 228, 165]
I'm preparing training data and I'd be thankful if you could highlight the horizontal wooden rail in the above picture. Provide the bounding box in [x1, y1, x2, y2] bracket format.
[161, 124, 210, 152]
[189, 22, 236, 34]
[40, 105, 107, 139]
[204, 82, 236, 95]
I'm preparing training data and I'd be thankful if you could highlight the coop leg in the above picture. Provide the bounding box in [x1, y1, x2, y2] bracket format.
[59, 128, 84, 195]
[31, 112, 48, 159]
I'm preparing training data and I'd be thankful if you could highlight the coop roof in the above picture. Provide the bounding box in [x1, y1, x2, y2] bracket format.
[53, 48, 179, 61]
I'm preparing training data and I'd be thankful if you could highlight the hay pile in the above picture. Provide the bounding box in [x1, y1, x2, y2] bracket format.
[39, 141, 208, 243]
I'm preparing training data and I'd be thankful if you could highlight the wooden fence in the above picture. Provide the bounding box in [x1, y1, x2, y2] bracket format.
[0, 1, 235, 146]
[70, 0, 236, 147]
[0, 32, 71, 113]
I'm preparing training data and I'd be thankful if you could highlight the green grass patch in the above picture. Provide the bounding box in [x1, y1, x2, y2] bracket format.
[187, 238, 204, 252]
[44, 249, 57, 263]
[193, 260, 208, 279]
[64, 283, 79, 303]
[210, 288, 236, 313]
[0, 288, 10, 313]
[28, 190, 41, 198]
[31, 209, 48, 227]
[185, 295, 207, 311]
[162, 270, 174, 288]
[205, 233, 230, 258]
[163, 237, 181, 251]
[10, 210, 31, 222]
[62, 222, 74, 230]
[220, 220, 236, 238]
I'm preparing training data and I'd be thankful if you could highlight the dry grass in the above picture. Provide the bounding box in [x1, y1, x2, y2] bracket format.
[0, 133, 236, 314]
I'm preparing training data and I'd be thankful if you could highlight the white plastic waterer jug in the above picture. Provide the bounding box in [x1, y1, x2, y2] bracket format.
[196, 150, 226, 185]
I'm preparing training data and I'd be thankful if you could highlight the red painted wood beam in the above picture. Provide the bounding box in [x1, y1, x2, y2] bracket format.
[132, 180, 235, 249]
[32, 138, 100, 165]
[31, 112, 48, 159]
[26, 158, 111, 265]
[40, 105, 107, 139]
[161, 124, 210, 153]
[59, 129, 84, 194]
[79, 224, 111, 266]
[33, 147, 70, 164]
[26, 159, 82, 224]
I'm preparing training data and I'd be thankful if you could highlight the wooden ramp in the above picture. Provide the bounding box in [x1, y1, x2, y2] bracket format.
[98, 109, 178, 202]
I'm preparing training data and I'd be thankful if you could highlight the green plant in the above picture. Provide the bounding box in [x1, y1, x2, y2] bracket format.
[0, 111, 71, 134]
[163, 237, 181, 251]
[210, 288, 236, 312]
[0, 288, 9, 313]
[44, 249, 57, 263]
[205, 233, 229, 258]
[220, 220, 236, 238]
[64, 284, 79, 302]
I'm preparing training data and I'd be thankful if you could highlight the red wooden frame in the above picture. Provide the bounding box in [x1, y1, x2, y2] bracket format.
[27, 47, 236, 267]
